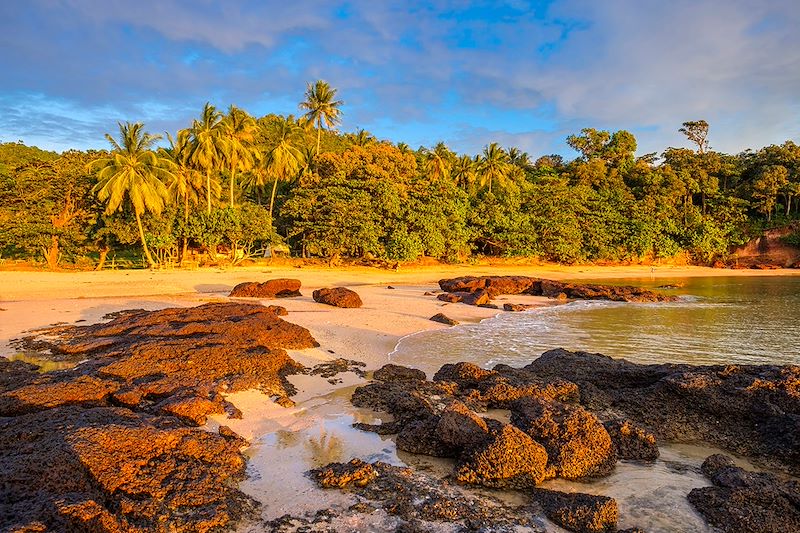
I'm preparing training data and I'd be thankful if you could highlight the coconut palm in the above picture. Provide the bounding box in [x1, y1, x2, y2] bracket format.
[347, 128, 376, 147]
[452, 154, 476, 191]
[477, 142, 511, 194]
[222, 105, 258, 208]
[263, 116, 306, 219]
[189, 103, 228, 214]
[299, 80, 343, 156]
[89, 122, 174, 268]
[425, 142, 454, 181]
[161, 128, 210, 264]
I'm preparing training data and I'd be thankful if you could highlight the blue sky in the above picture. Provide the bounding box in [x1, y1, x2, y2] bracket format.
[1, 0, 798, 157]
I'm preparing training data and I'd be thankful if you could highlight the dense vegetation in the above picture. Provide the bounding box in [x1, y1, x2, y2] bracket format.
[1, 81, 799, 269]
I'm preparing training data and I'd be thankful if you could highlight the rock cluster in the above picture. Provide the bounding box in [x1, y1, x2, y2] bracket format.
[312, 287, 363, 308]
[229, 278, 302, 298]
[437, 275, 676, 305]
[2, 302, 320, 532]
[688, 454, 800, 533]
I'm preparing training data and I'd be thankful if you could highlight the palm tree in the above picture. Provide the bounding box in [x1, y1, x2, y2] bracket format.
[299, 80, 343, 156]
[89, 122, 174, 268]
[477, 142, 511, 194]
[263, 116, 305, 219]
[222, 105, 258, 208]
[452, 154, 476, 190]
[189, 103, 228, 214]
[347, 128, 376, 147]
[161, 128, 208, 264]
[425, 142, 454, 181]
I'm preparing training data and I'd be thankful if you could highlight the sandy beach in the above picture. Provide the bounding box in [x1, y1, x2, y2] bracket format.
[2, 264, 799, 530]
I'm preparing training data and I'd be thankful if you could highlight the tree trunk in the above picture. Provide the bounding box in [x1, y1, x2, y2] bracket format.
[229, 163, 236, 208]
[206, 169, 212, 214]
[135, 210, 157, 268]
[46, 235, 60, 269]
[95, 246, 109, 271]
[269, 178, 279, 220]
[180, 193, 190, 266]
[316, 124, 321, 157]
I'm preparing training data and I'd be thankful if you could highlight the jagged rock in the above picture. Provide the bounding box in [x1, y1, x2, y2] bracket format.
[373, 364, 427, 382]
[266, 304, 289, 316]
[511, 397, 616, 479]
[503, 303, 532, 312]
[531, 488, 618, 533]
[433, 362, 495, 387]
[437, 293, 462, 303]
[430, 313, 459, 326]
[0, 406, 257, 532]
[229, 278, 302, 298]
[438, 276, 539, 296]
[397, 416, 455, 457]
[312, 287, 363, 308]
[524, 349, 800, 472]
[435, 400, 489, 448]
[455, 423, 550, 489]
[604, 419, 659, 461]
[688, 454, 800, 533]
[311, 458, 378, 488]
[309, 460, 541, 530]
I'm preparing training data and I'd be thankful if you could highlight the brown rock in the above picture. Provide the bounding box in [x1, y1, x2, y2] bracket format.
[511, 397, 616, 479]
[433, 362, 495, 388]
[435, 401, 489, 448]
[688, 454, 800, 533]
[266, 304, 288, 316]
[397, 417, 456, 457]
[373, 364, 427, 382]
[455, 423, 550, 489]
[437, 293, 462, 303]
[229, 278, 302, 298]
[0, 406, 256, 532]
[311, 458, 378, 488]
[430, 313, 459, 326]
[604, 419, 659, 461]
[503, 303, 532, 312]
[532, 488, 618, 533]
[312, 287, 363, 308]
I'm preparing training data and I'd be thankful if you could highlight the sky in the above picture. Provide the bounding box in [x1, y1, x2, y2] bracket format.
[1, 0, 798, 158]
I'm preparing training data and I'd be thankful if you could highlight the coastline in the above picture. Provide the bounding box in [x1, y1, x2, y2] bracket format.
[2, 267, 799, 530]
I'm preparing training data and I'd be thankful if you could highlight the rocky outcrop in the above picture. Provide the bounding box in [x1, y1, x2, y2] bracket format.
[532, 488, 619, 533]
[312, 287, 363, 308]
[604, 419, 659, 461]
[1, 302, 320, 532]
[0, 405, 257, 532]
[511, 397, 616, 479]
[430, 313, 459, 325]
[524, 349, 800, 472]
[728, 224, 800, 268]
[229, 278, 302, 298]
[688, 454, 800, 533]
[437, 275, 675, 306]
[504, 303, 534, 312]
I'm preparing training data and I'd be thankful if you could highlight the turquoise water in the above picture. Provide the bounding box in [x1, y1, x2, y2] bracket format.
[392, 276, 800, 373]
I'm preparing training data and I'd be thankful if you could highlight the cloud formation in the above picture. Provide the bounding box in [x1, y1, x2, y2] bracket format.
[0, 0, 797, 156]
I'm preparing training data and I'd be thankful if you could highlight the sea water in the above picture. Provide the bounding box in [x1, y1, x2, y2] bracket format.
[386, 275, 800, 532]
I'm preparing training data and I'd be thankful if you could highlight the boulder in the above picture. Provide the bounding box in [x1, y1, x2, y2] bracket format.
[311, 458, 378, 488]
[531, 488, 618, 533]
[373, 364, 426, 383]
[511, 397, 616, 479]
[503, 303, 532, 312]
[455, 424, 550, 489]
[435, 401, 489, 449]
[430, 313, 459, 326]
[397, 416, 456, 457]
[688, 454, 800, 533]
[604, 419, 659, 461]
[229, 278, 302, 298]
[312, 287, 363, 308]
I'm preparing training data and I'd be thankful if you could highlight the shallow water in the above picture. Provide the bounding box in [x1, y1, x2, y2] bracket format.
[391, 275, 800, 373]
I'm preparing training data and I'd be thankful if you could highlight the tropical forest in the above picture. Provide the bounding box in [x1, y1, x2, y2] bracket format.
[1, 80, 799, 270]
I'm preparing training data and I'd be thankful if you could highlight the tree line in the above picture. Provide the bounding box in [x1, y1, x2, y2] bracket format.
[1, 82, 799, 269]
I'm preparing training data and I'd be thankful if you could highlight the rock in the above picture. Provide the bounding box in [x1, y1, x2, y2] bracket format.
[438, 276, 539, 296]
[455, 424, 550, 489]
[511, 397, 616, 479]
[266, 304, 288, 316]
[308, 460, 541, 530]
[477, 303, 499, 309]
[423, 291, 437, 296]
[430, 313, 459, 326]
[387, 285, 396, 289]
[311, 458, 378, 488]
[503, 303, 532, 312]
[437, 293, 462, 303]
[604, 419, 659, 461]
[0, 406, 257, 532]
[229, 278, 302, 298]
[531, 488, 618, 533]
[373, 364, 427, 382]
[312, 287, 363, 308]
[524, 349, 800, 472]
[433, 362, 495, 388]
[397, 416, 455, 457]
[435, 401, 489, 448]
[688, 454, 800, 533]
